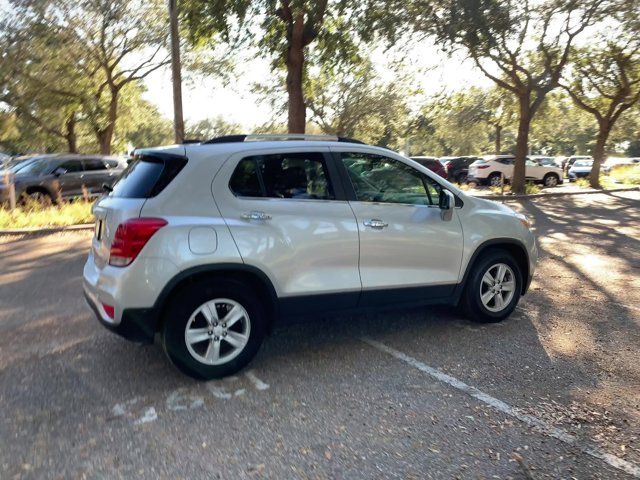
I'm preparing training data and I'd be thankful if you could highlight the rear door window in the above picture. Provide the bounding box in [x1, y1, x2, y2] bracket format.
[229, 152, 334, 200]
[109, 154, 186, 198]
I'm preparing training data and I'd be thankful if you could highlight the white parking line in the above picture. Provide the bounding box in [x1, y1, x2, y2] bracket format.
[362, 337, 640, 478]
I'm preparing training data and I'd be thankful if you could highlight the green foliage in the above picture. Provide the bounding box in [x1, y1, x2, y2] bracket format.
[185, 116, 243, 140]
[1, 0, 170, 154]
[304, 58, 411, 149]
[610, 164, 640, 185]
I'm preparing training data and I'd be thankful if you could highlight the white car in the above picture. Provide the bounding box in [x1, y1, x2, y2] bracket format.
[568, 159, 593, 181]
[468, 155, 564, 187]
[83, 134, 537, 379]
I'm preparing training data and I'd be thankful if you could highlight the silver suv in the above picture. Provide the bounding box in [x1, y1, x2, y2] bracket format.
[83, 135, 537, 379]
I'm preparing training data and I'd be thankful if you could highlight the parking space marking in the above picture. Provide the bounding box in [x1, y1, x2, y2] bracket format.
[361, 337, 640, 478]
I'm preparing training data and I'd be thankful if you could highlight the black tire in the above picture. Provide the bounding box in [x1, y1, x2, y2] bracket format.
[461, 249, 522, 323]
[161, 278, 267, 380]
[543, 173, 559, 188]
[488, 172, 503, 187]
[23, 189, 54, 205]
[455, 172, 468, 184]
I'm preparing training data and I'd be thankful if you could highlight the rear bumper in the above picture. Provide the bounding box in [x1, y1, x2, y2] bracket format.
[84, 288, 156, 343]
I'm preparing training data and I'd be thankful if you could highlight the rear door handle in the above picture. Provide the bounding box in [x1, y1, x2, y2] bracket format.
[241, 211, 271, 221]
[363, 219, 388, 229]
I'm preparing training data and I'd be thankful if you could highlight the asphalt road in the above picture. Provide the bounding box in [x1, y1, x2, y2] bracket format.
[1, 191, 638, 479]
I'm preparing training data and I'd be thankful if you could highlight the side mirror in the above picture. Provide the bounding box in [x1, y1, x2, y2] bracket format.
[439, 190, 455, 221]
[53, 167, 67, 177]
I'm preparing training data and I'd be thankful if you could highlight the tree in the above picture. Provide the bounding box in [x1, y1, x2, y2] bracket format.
[185, 116, 243, 140]
[2, 0, 170, 154]
[305, 59, 410, 147]
[0, 17, 84, 152]
[397, 0, 606, 193]
[169, 0, 185, 144]
[181, 0, 361, 133]
[561, 26, 640, 186]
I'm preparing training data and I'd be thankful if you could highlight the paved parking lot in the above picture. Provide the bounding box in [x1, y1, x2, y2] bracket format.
[1, 191, 638, 479]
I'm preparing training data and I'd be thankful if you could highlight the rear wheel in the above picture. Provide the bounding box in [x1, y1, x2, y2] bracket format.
[23, 189, 53, 205]
[161, 279, 267, 379]
[488, 173, 503, 187]
[461, 250, 522, 323]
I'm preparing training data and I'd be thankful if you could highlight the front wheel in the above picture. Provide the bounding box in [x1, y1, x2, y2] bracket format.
[543, 173, 559, 187]
[161, 279, 267, 379]
[461, 250, 522, 323]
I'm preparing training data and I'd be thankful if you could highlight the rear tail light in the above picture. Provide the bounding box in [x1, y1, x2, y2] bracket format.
[109, 218, 167, 267]
[476, 165, 490, 169]
[446, 163, 453, 171]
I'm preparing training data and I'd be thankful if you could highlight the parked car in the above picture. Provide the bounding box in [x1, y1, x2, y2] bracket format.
[467, 155, 564, 187]
[568, 159, 594, 181]
[529, 155, 559, 168]
[84, 134, 537, 379]
[440, 156, 480, 183]
[0, 154, 125, 204]
[410, 156, 447, 178]
[564, 155, 592, 175]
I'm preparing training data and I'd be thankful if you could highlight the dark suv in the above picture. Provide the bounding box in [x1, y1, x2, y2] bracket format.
[1, 154, 125, 203]
[440, 156, 480, 183]
[410, 156, 447, 178]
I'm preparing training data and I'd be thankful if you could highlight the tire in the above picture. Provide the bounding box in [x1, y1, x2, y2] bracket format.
[23, 190, 53, 205]
[461, 249, 522, 323]
[161, 278, 267, 380]
[543, 173, 559, 187]
[488, 173, 503, 187]
[455, 172, 468, 184]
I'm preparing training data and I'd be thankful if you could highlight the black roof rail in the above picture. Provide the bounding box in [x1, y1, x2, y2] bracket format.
[201, 134, 366, 145]
[202, 135, 248, 144]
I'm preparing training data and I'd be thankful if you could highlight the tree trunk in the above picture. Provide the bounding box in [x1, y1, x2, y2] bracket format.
[169, 0, 185, 144]
[64, 112, 77, 153]
[495, 125, 502, 155]
[590, 121, 609, 189]
[286, 14, 306, 134]
[97, 90, 119, 155]
[512, 97, 531, 195]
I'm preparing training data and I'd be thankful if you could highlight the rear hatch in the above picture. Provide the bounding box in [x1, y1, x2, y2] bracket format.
[92, 149, 187, 268]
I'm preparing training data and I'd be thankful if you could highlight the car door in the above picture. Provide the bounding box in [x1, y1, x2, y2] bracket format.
[214, 147, 361, 314]
[81, 158, 112, 194]
[335, 149, 464, 306]
[525, 159, 545, 181]
[53, 159, 85, 198]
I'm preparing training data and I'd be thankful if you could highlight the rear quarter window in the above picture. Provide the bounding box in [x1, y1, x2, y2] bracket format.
[109, 154, 186, 198]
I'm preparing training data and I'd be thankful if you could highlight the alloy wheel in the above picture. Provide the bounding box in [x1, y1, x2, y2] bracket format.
[479, 263, 516, 313]
[184, 298, 251, 365]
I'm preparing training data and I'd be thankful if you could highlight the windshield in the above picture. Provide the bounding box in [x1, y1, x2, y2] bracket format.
[574, 160, 592, 167]
[12, 158, 53, 175]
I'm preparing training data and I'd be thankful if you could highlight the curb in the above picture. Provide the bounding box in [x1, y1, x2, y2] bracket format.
[0, 223, 94, 236]
[475, 186, 639, 201]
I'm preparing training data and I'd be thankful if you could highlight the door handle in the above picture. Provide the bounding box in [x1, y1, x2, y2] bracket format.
[363, 219, 388, 229]
[241, 211, 271, 221]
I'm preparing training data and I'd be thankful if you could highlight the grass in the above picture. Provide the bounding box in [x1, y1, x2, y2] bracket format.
[0, 199, 94, 229]
[488, 182, 541, 195]
[610, 164, 640, 185]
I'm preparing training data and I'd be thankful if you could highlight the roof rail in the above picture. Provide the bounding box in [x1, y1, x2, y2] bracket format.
[201, 134, 365, 145]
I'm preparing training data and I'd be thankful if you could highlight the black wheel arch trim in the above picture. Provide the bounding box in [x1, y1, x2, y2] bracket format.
[453, 238, 531, 302]
[151, 263, 279, 331]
